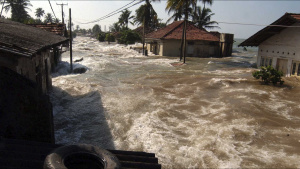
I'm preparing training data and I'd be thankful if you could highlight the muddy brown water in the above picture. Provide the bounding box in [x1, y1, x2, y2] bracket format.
[51, 37, 300, 168]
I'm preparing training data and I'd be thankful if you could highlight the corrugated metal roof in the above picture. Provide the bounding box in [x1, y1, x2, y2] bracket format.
[0, 19, 68, 57]
[239, 13, 300, 47]
[145, 20, 220, 42]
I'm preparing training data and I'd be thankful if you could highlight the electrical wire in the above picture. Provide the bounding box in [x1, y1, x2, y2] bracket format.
[48, 0, 57, 20]
[78, 0, 143, 24]
[217, 21, 300, 28]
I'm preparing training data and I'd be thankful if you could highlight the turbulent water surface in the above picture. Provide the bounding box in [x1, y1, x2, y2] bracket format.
[51, 36, 300, 168]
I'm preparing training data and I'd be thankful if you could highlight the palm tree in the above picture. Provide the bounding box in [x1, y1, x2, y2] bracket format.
[35, 7, 44, 19]
[110, 22, 121, 32]
[3, 0, 32, 23]
[44, 13, 53, 23]
[134, 0, 160, 55]
[134, 0, 160, 29]
[166, 0, 197, 63]
[193, 6, 219, 30]
[118, 9, 134, 29]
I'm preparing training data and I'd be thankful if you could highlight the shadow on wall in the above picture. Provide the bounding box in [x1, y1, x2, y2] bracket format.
[0, 67, 54, 143]
[51, 86, 115, 150]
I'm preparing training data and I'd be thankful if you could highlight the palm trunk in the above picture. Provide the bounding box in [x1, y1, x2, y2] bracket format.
[183, 0, 189, 63]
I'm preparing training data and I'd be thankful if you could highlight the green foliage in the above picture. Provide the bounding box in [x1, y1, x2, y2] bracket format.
[4, 0, 32, 23]
[118, 30, 141, 45]
[105, 33, 115, 43]
[134, 0, 159, 29]
[92, 24, 101, 35]
[97, 32, 106, 42]
[252, 65, 284, 85]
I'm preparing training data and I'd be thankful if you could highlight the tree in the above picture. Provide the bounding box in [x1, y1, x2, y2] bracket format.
[118, 30, 141, 45]
[166, 0, 197, 63]
[134, 0, 160, 29]
[192, 6, 219, 30]
[3, 0, 32, 23]
[118, 9, 134, 29]
[44, 13, 53, 23]
[35, 7, 44, 19]
[105, 33, 115, 44]
[92, 24, 101, 35]
[109, 22, 121, 32]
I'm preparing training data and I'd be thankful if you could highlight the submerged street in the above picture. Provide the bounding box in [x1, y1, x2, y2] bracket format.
[51, 36, 300, 168]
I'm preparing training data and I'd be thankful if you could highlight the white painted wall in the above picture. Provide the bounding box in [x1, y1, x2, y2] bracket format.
[258, 23, 300, 76]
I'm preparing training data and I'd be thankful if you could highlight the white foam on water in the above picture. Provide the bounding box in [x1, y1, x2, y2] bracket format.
[209, 78, 248, 88]
[51, 36, 300, 168]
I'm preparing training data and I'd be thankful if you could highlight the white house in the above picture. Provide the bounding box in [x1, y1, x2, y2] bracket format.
[240, 13, 300, 77]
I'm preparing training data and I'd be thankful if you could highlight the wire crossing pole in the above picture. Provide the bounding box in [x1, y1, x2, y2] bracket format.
[56, 3, 67, 25]
[69, 8, 73, 73]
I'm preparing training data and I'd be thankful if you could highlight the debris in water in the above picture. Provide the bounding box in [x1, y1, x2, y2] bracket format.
[74, 58, 84, 62]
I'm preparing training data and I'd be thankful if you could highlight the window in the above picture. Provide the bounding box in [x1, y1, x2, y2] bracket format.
[261, 57, 265, 66]
[265, 58, 269, 66]
[269, 59, 272, 66]
[292, 63, 296, 75]
[297, 63, 300, 76]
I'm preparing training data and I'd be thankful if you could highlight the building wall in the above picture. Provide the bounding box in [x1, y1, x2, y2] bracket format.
[147, 39, 220, 57]
[257, 23, 300, 76]
[0, 67, 54, 143]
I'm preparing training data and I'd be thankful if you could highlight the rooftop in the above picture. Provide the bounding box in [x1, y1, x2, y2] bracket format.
[239, 13, 300, 47]
[0, 19, 68, 57]
[28, 23, 66, 36]
[145, 20, 219, 42]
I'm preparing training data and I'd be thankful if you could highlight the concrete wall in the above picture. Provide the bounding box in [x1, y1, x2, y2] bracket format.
[257, 23, 300, 76]
[0, 67, 54, 143]
[0, 49, 58, 143]
[0, 49, 53, 94]
[147, 39, 220, 57]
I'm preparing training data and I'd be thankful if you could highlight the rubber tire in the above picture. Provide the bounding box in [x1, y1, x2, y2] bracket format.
[44, 144, 121, 169]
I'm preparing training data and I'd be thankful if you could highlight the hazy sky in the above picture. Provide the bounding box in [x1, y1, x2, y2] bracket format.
[2, 0, 300, 38]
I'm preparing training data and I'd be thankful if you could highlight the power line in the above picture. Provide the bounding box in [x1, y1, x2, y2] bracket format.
[218, 21, 300, 28]
[78, 0, 142, 25]
[48, 0, 57, 21]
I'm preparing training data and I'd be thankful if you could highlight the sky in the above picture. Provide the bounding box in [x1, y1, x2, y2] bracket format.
[2, 0, 300, 38]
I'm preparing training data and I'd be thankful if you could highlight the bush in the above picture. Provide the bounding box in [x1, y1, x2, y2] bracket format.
[105, 33, 115, 44]
[252, 65, 284, 85]
[97, 33, 106, 42]
[118, 30, 141, 45]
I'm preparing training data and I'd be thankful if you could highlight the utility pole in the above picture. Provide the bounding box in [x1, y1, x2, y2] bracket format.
[56, 3, 67, 25]
[69, 8, 73, 73]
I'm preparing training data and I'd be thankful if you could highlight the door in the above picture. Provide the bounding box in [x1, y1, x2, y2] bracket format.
[276, 59, 288, 75]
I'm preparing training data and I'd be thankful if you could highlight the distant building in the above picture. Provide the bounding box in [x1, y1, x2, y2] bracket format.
[239, 13, 300, 77]
[0, 18, 68, 143]
[145, 20, 233, 57]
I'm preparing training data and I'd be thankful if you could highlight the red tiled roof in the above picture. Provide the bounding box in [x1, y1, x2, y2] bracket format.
[145, 20, 219, 41]
[28, 23, 65, 36]
[240, 13, 300, 46]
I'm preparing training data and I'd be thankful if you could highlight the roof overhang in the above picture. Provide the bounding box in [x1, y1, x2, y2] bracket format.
[239, 13, 300, 47]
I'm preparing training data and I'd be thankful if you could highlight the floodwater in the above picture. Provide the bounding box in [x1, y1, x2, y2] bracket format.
[51, 36, 300, 168]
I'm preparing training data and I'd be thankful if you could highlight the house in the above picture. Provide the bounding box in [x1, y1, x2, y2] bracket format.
[145, 20, 233, 57]
[239, 13, 300, 77]
[28, 23, 66, 36]
[0, 18, 68, 94]
[0, 18, 68, 143]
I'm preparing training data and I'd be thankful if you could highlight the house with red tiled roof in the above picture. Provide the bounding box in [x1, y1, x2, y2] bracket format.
[145, 20, 233, 57]
[239, 13, 300, 77]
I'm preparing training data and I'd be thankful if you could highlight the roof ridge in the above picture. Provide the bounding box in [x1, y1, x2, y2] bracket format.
[161, 20, 184, 39]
